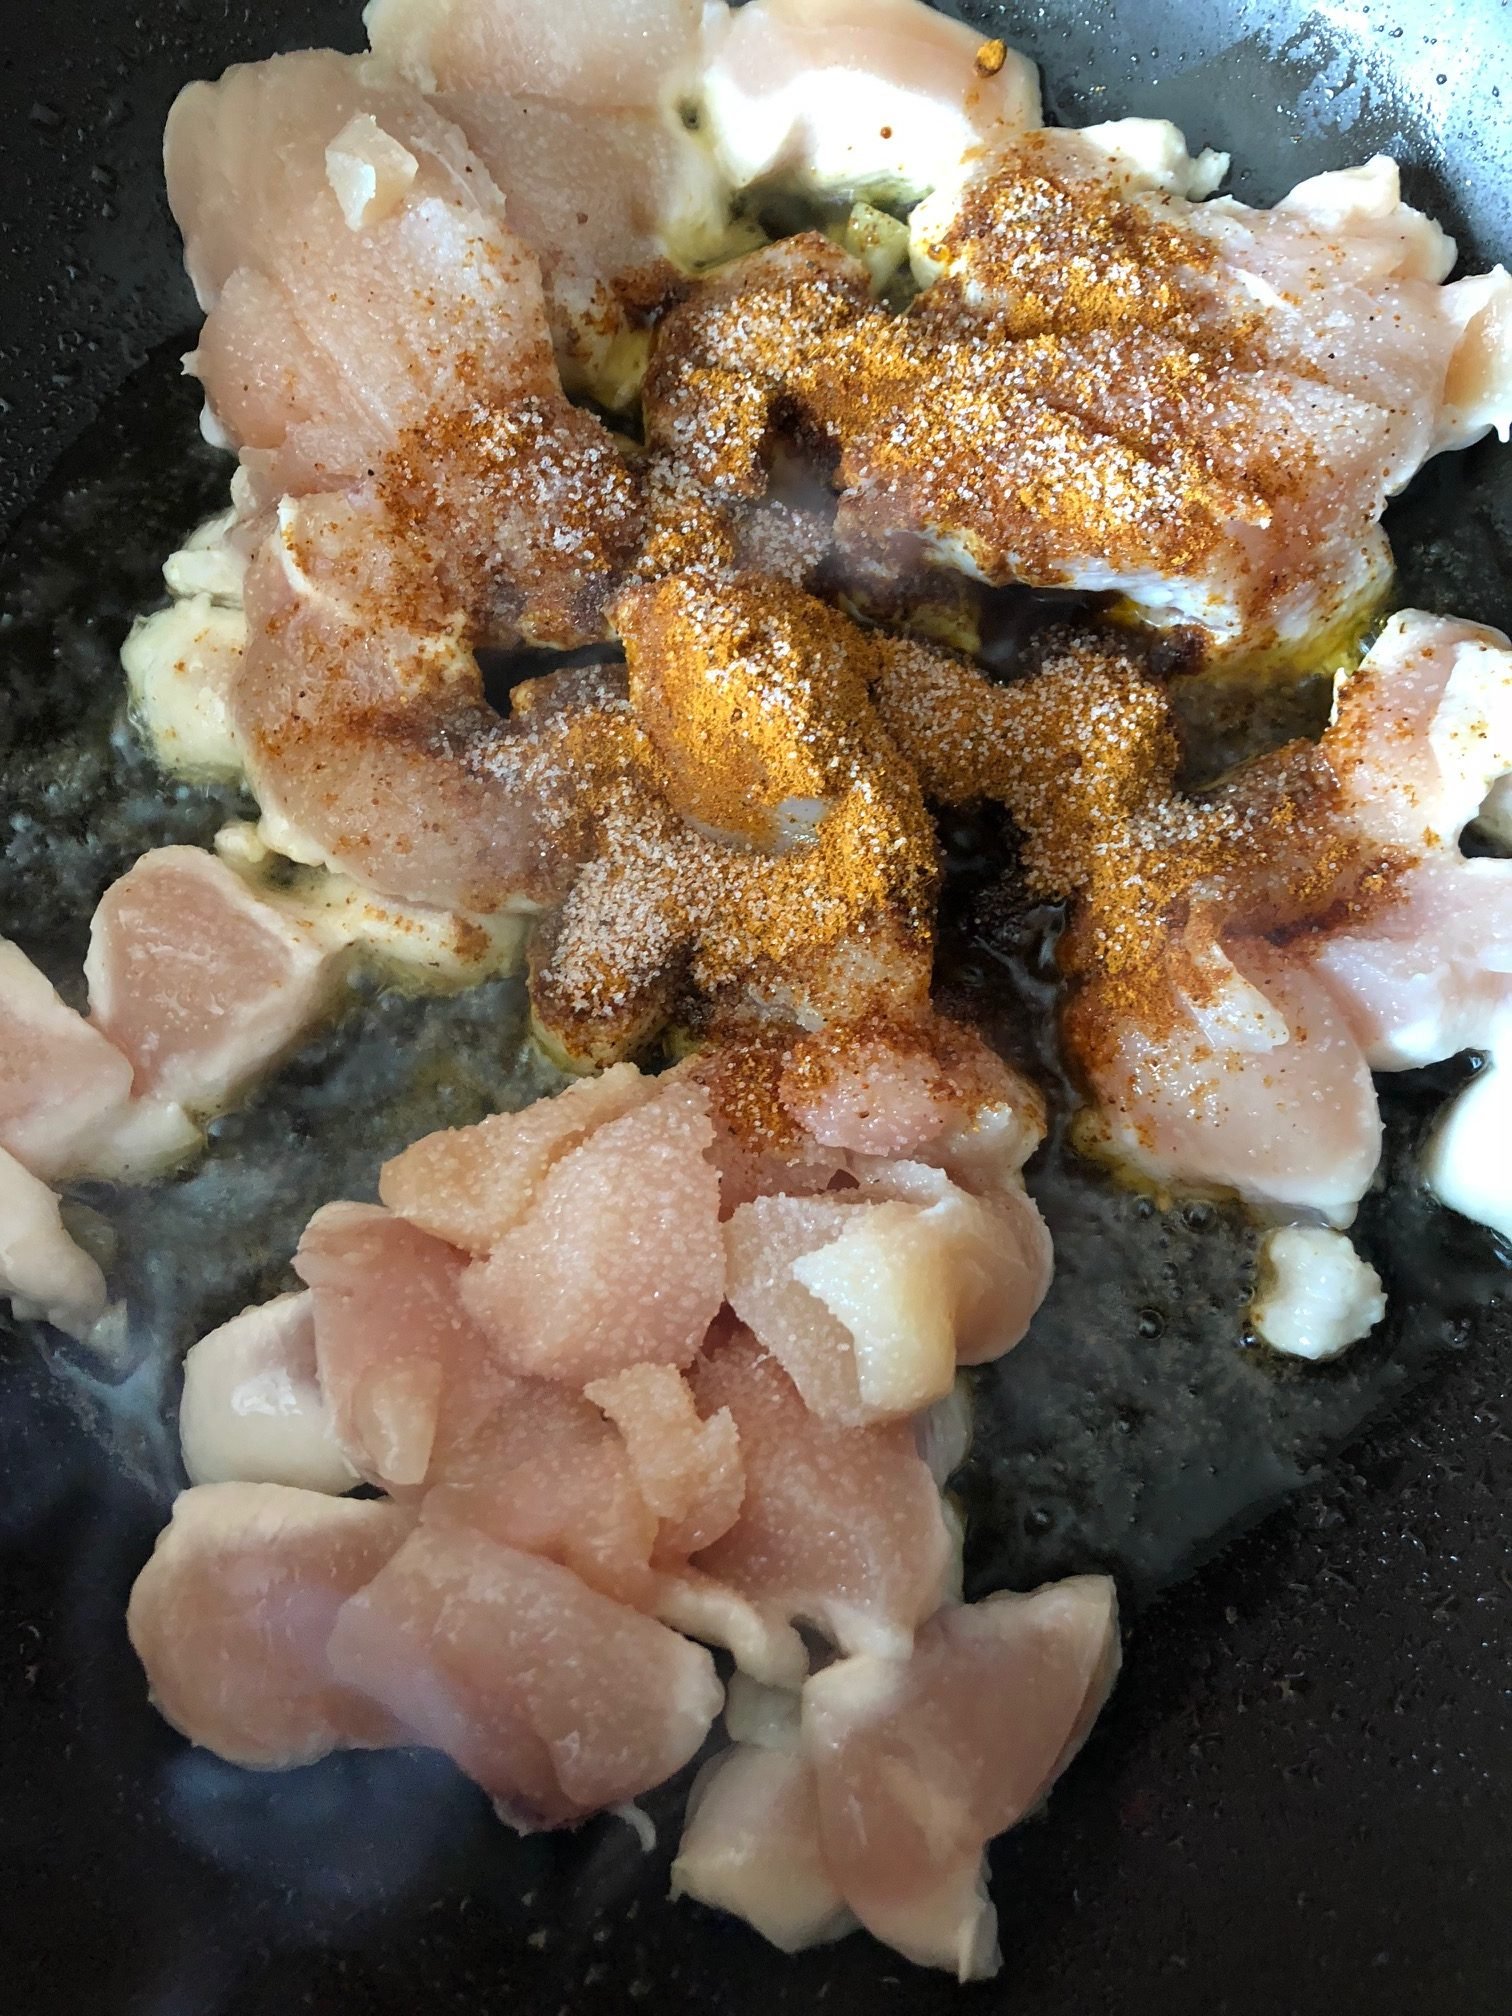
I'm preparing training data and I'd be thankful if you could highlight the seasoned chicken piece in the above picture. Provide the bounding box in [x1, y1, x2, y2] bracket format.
[904, 136, 1512, 643]
[1083, 936, 1383, 1225]
[178, 1292, 358, 1495]
[86, 848, 341, 1115]
[126, 1484, 412, 1769]
[235, 499, 640, 913]
[325, 1522, 722, 1826]
[649, 139, 1512, 650]
[166, 50, 560, 504]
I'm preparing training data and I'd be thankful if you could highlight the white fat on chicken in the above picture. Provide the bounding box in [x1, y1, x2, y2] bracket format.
[325, 112, 419, 230]
[122, 595, 245, 781]
[701, 0, 1040, 203]
[214, 826, 529, 987]
[124, 502, 248, 783]
[0, 1145, 109, 1340]
[789, 1200, 967, 1418]
[1249, 1226, 1386, 1363]
[179, 1292, 359, 1494]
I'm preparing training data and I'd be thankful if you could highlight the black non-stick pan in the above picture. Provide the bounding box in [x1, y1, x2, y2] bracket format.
[2, 4, 1510, 2013]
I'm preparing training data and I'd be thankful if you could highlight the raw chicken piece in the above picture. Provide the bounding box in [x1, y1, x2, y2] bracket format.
[802, 1578, 1120, 1979]
[672, 1745, 855, 1953]
[379, 1063, 654, 1256]
[1327, 610, 1512, 854]
[701, 0, 1040, 201]
[689, 1329, 952, 1659]
[421, 1380, 660, 1607]
[367, 0, 735, 405]
[585, 1362, 744, 1558]
[461, 1080, 725, 1383]
[295, 1203, 509, 1491]
[727, 1163, 1048, 1425]
[0, 940, 134, 1181]
[165, 50, 557, 502]
[179, 1292, 358, 1495]
[1307, 857, 1512, 1070]
[85, 847, 341, 1114]
[127, 1483, 411, 1769]
[850, 1159, 1052, 1368]
[0, 1145, 109, 1339]
[365, 0, 713, 107]
[325, 1523, 722, 1826]
[724, 1193, 872, 1421]
[1084, 937, 1382, 1225]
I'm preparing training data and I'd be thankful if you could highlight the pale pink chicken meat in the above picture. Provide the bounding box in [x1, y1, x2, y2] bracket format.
[724, 1193, 878, 1423]
[178, 1292, 358, 1496]
[165, 50, 559, 503]
[0, 940, 133, 1181]
[1325, 610, 1512, 854]
[689, 1328, 951, 1659]
[379, 1061, 654, 1255]
[367, 0, 735, 405]
[460, 1078, 725, 1384]
[420, 1379, 661, 1607]
[295, 1203, 510, 1492]
[802, 1578, 1121, 1979]
[672, 1744, 855, 1954]
[127, 1484, 412, 1769]
[85, 847, 340, 1114]
[1085, 937, 1383, 1225]
[585, 1361, 744, 1559]
[1308, 858, 1512, 1070]
[325, 1522, 722, 1827]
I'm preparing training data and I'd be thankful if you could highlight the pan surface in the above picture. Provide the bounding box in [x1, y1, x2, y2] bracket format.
[1, 4, 1510, 2013]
